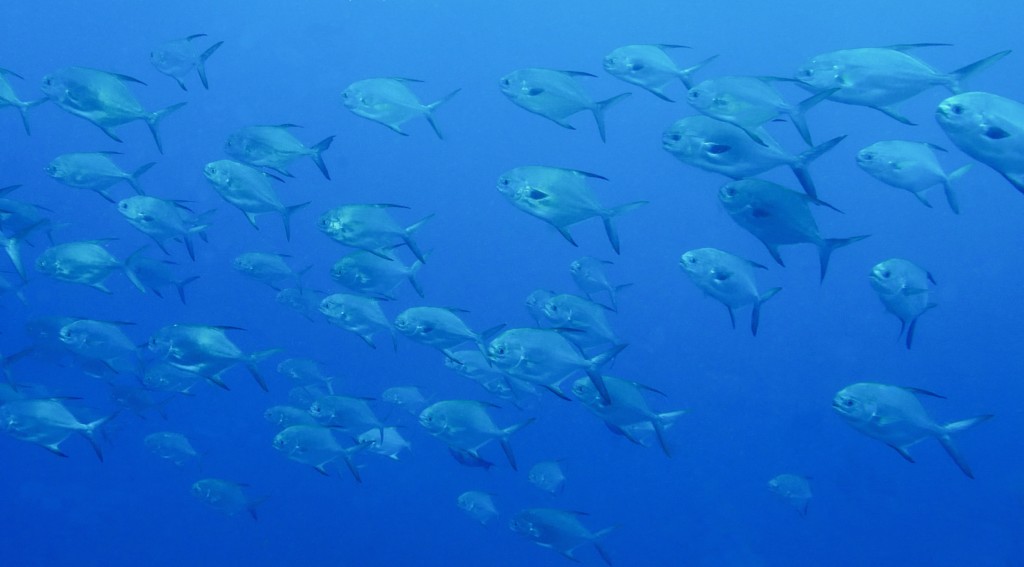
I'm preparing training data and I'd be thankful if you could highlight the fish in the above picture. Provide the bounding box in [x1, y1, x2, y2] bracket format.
[457, 491, 499, 525]
[571, 375, 686, 457]
[679, 247, 781, 335]
[508, 508, 615, 566]
[40, 66, 186, 152]
[117, 195, 214, 259]
[308, 395, 384, 441]
[224, 124, 334, 179]
[449, 447, 496, 470]
[393, 306, 500, 358]
[525, 289, 555, 325]
[603, 44, 715, 101]
[341, 77, 460, 138]
[45, 152, 154, 202]
[233, 252, 309, 290]
[496, 166, 646, 254]
[317, 203, 431, 262]
[141, 360, 210, 394]
[150, 34, 224, 90]
[540, 293, 620, 349]
[0, 67, 45, 134]
[148, 324, 277, 391]
[499, 68, 630, 141]
[0, 399, 113, 460]
[856, 140, 970, 213]
[935, 91, 1024, 195]
[202, 159, 309, 240]
[718, 179, 868, 281]
[276, 287, 323, 321]
[129, 256, 200, 303]
[356, 426, 411, 461]
[330, 249, 424, 300]
[529, 460, 567, 495]
[58, 318, 141, 374]
[381, 386, 428, 416]
[271, 424, 365, 481]
[190, 478, 262, 519]
[319, 293, 397, 349]
[767, 474, 812, 516]
[0, 188, 48, 281]
[444, 348, 539, 406]
[144, 431, 200, 467]
[832, 382, 993, 478]
[264, 404, 319, 429]
[569, 256, 630, 311]
[276, 358, 334, 388]
[795, 45, 1010, 124]
[418, 400, 533, 470]
[662, 115, 845, 198]
[35, 240, 147, 293]
[869, 258, 937, 349]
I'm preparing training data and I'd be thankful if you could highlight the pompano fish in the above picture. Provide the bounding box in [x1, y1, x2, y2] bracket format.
[330, 249, 424, 300]
[718, 179, 868, 281]
[381, 386, 428, 415]
[148, 324, 277, 391]
[0, 399, 112, 460]
[144, 431, 200, 467]
[224, 124, 334, 179]
[276, 358, 334, 388]
[832, 382, 992, 478]
[795, 45, 1010, 124]
[444, 348, 539, 406]
[499, 68, 630, 142]
[662, 115, 844, 198]
[46, 152, 154, 202]
[393, 306, 500, 357]
[528, 460, 567, 495]
[191, 478, 262, 519]
[40, 66, 186, 152]
[508, 508, 615, 566]
[203, 159, 309, 240]
[276, 287, 322, 322]
[569, 257, 630, 311]
[308, 395, 384, 441]
[418, 400, 533, 470]
[271, 424, 365, 481]
[571, 375, 686, 457]
[264, 405, 319, 429]
[767, 474, 812, 516]
[525, 289, 555, 325]
[540, 293, 619, 349]
[869, 258, 937, 349]
[856, 140, 970, 213]
[150, 34, 223, 90]
[497, 166, 646, 254]
[233, 252, 308, 290]
[117, 195, 213, 259]
[320, 292, 397, 349]
[130, 255, 199, 303]
[342, 77, 460, 139]
[317, 203, 430, 262]
[457, 491, 499, 525]
[603, 44, 715, 101]
[936, 91, 1024, 195]
[35, 241, 146, 293]
[0, 67, 45, 134]
[141, 360, 209, 394]
[679, 247, 781, 335]
[357, 426, 411, 461]
[58, 318, 140, 374]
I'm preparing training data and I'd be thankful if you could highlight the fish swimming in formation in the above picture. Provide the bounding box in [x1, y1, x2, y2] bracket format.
[603, 44, 715, 101]
[508, 508, 615, 566]
[129, 255, 200, 303]
[539, 293, 620, 349]
[856, 140, 970, 213]
[203, 159, 309, 241]
[233, 252, 309, 290]
[58, 318, 140, 375]
[718, 179, 867, 281]
[317, 203, 431, 262]
[276, 358, 334, 389]
[869, 258, 937, 349]
[499, 68, 630, 142]
[571, 375, 686, 457]
[148, 324, 277, 391]
[569, 257, 630, 311]
[833, 382, 992, 478]
[150, 34, 223, 90]
[144, 431, 201, 467]
[330, 248, 424, 300]
[271, 424, 365, 481]
[393, 306, 500, 359]
[0, 398, 113, 460]
[35, 240, 147, 293]
[357, 426, 411, 461]
[679, 247, 781, 335]
[46, 152, 154, 203]
[0, 67, 45, 134]
[40, 66, 186, 152]
[418, 400, 533, 470]
[191, 478, 262, 519]
[528, 460, 567, 495]
[264, 404, 319, 429]
[497, 166, 646, 254]
[308, 395, 384, 440]
[935, 91, 1024, 195]
[319, 292, 397, 349]
[117, 195, 214, 259]
[767, 474, 812, 516]
[524, 289, 555, 325]
[224, 124, 334, 179]
[444, 348, 539, 406]
[381, 386, 429, 416]
[457, 491, 499, 525]
[342, 77, 460, 139]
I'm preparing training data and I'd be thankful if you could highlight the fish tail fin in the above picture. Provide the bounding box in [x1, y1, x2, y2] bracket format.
[402, 213, 434, 263]
[123, 247, 150, 292]
[245, 348, 281, 392]
[82, 410, 120, 462]
[126, 162, 156, 195]
[196, 41, 224, 89]
[500, 417, 536, 470]
[905, 302, 938, 349]
[308, 135, 335, 180]
[174, 275, 201, 304]
[2, 220, 44, 281]
[651, 417, 672, 457]
[751, 287, 782, 336]
[677, 54, 718, 89]
[817, 235, 869, 282]
[592, 525, 618, 566]
[937, 414, 993, 478]
[408, 258, 426, 298]
[791, 135, 846, 198]
[608, 282, 633, 312]
[788, 87, 837, 145]
[943, 164, 972, 215]
[600, 201, 648, 254]
[586, 343, 628, 404]
[424, 88, 461, 140]
[947, 50, 1011, 93]
[281, 201, 311, 241]
[591, 92, 631, 142]
[145, 102, 187, 154]
[15, 98, 46, 135]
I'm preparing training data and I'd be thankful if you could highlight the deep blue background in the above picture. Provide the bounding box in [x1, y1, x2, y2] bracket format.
[1, 1, 1022, 565]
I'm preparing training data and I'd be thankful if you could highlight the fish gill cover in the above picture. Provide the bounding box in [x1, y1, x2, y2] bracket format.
[0, 1, 1021, 566]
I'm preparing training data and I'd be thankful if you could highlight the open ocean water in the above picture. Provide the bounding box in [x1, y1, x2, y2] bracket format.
[1, 1, 1022, 565]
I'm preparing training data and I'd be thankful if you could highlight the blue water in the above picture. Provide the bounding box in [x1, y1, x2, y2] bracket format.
[1, 1, 1022, 565]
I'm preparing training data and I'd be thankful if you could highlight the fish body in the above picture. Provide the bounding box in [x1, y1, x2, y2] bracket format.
[276, 358, 333, 388]
[150, 34, 223, 90]
[0, 399, 109, 460]
[357, 426, 411, 460]
[58, 319, 139, 374]
[499, 68, 630, 141]
[330, 249, 423, 300]
[117, 195, 212, 259]
[529, 460, 567, 494]
[272, 423, 364, 480]
[509, 508, 615, 565]
[224, 124, 333, 179]
[540, 293, 619, 348]
[317, 203, 429, 261]
[191, 478, 261, 519]
[0, 68, 45, 134]
[869, 258, 936, 349]
[145, 431, 200, 467]
[203, 159, 307, 240]
[342, 77, 459, 138]
[856, 140, 969, 212]
[233, 252, 305, 289]
[320, 293, 396, 349]
[679, 247, 781, 335]
[571, 375, 684, 456]
[45, 152, 153, 201]
[767, 474, 812, 516]
[35, 241, 145, 293]
[419, 400, 532, 469]
[308, 395, 383, 436]
[569, 256, 627, 310]
[936, 91, 1024, 195]
[603, 44, 711, 100]
[457, 491, 499, 525]
[394, 306, 491, 354]
[381, 386, 428, 415]
[148, 324, 274, 391]
[264, 405, 319, 429]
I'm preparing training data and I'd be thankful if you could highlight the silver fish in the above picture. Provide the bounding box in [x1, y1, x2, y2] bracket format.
[869, 258, 937, 349]
[540, 293, 619, 349]
[233, 252, 308, 289]
[603, 44, 714, 101]
[144, 431, 200, 467]
[150, 34, 223, 90]
[528, 460, 567, 495]
[264, 405, 319, 429]
[393, 306, 498, 356]
[936, 91, 1024, 195]
[0, 399, 112, 460]
[330, 249, 423, 300]
[276, 287, 322, 322]
[342, 77, 459, 138]
[569, 257, 630, 311]
[508, 508, 615, 565]
[571, 375, 686, 457]
[457, 491, 499, 525]
[148, 324, 277, 391]
[58, 319, 140, 374]
[320, 292, 397, 349]
[129, 255, 199, 303]
[856, 140, 970, 213]
[191, 478, 262, 519]
[356, 426, 411, 461]
[271, 424, 364, 481]
[308, 395, 384, 440]
[0, 67, 45, 134]
[499, 68, 630, 141]
[317, 203, 430, 262]
[46, 152, 154, 202]
[276, 358, 334, 388]
[35, 240, 146, 293]
[679, 247, 781, 335]
[419, 400, 533, 470]
[381, 386, 428, 416]
[525, 289, 555, 325]
[203, 159, 309, 240]
[767, 474, 812, 516]
[117, 195, 213, 259]
[224, 124, 334, 179]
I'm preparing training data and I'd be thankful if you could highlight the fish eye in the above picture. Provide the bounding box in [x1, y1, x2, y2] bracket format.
[688, 90, 700, 99]
[668, 133, 681, 142]
[501, 79, 510, 87]
[881, 270, 891, 278]
[844, 399, 853, 407]
[861, 152, 874, 161]
[630, 62, 645, 71]
[951, 104, 964, 115]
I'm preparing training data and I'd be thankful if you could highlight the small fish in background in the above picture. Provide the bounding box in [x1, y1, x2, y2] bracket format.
[319, 293, 397, 349]
[190, 478, 263, 520]
[499, 68, 630, 142]
[271, 424, 365, 482]
[317, 203, 431, 262]
[767, 474, 812, 516]
[264, 404, 319, 429]
[130, 255, 200, 303]
[419, 400, 533, 470]
[45, 152, 154, 203]
[856, 140, 970, 213]
[232, 252, 309, 290]
[524, 289, 555, 325]
[569, 257, 630, 311]
[832, 382, 993, 478]
[141, 360, 211, 394]
[795, 44, 1009, 124]
[0, 398, 114, 460]
[718, 179, 868, 281]
[571, 375, 685, 457]
[277, 358, 335, 389]
[869, 258, 937, 349]
[288, 383, 332, 408]
[679, 247, 781, 336]
[202, 159, 310, 241]
[0, 272, 26, 304]
[496, 166, 646, 254]
[603, 44, 715, 101]
[0, 67, 46, 134]
[448, 447, 495, 470]
[341, 77, 460, 139]
[117, 195, 214, 260]
[35, 241, 147, 293]
[528, 460, 567, 495]
[357, 426, 411, 461]
[308, 395, 385, 441]
[330, 249, 424, 300]
[457, 491, 499, 525]
[144, 431, 200, 467]
[150, 34, 224, 91]
[936, 91, 1024, 196]
[40, 66, 186, 152]
[148, 324, 278, 392]
[382, 386, 429, 416]
[509, 508, 615, 566]
[224, 124, 334, 179]
[276, 287, 323, 322]
[58, 318, 141, 375]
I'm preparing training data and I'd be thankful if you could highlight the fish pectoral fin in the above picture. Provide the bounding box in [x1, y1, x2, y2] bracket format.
[887, 444, 915, 463]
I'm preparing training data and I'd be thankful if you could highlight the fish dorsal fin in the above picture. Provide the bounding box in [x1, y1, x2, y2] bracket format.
[926, 142, 948, 153]
[211, 325, 246, 331]
[567, 509, 590, 516]
[656, 43, 690, 50]
[926, 272, 937, 285]
[632, 381, 668, 397]
[756, 75, 800, 84]
[746, 259, 769, 270]
[272, 123, 302, 129]
[186, 33, 208, 41]
[0, 67, 25, 79]
[390, 77, 424, 83]
[94, 150, 123, 155]
[902, 386, 946, 399]
[371, 203, 411, 210]
[559, 70, 598, 78]
[113, 73, 147, 86]
[472, 400, 502, 410]
[885, 43, 953, 52]
[567, 169, 609, 181]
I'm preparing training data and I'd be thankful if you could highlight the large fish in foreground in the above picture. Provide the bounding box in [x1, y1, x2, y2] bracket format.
[856, 140, 970, 213]
[509, 508, 615, 566]
[499, 68, 630, 141]
[869, 258, 936, 349]
[935, 91, 1024, 195]
[832, 382, 992, 478]
[342, 78, 460, 139]
[602, 44, 715, 101]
